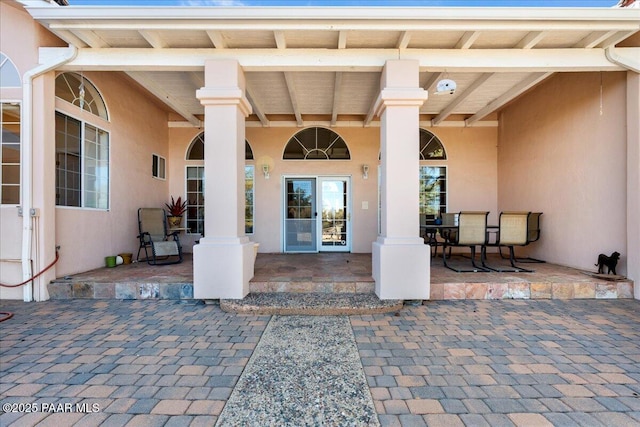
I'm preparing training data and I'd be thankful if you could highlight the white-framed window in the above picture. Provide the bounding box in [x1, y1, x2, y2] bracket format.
[55, 72, 109, 209]
[185, 132, 255, 235]
[1, 102, 20, 204]
[152, 154, 166, 180]
[283, 127, 350, 160]
[419, 166, 447, 217]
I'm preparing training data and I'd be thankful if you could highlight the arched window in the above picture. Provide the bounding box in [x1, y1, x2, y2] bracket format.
[185, 132, 254, 161]
[283, 127, 350, 160]
[55, 72, 108, 120]
[419, 129, 447, 160]
[0, 53, 21, 88]
[1, 53, 22, 204]
[55, 73, 109, 209]
[185, 132, 255, 235]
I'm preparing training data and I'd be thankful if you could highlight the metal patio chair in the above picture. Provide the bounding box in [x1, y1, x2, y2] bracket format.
[137, 208, 183, 265]
[483, 211, 534, 272]
[498, 211, 545, 263]
[442, 211, 490, 272]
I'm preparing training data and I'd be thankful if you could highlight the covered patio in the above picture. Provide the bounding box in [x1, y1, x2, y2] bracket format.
[47, 252, 634, 302]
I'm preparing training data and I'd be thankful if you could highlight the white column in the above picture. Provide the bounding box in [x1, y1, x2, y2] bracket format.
[372, 60, 430, 300]
[627, 71, 640, 299]
[194, 60, 254, 299]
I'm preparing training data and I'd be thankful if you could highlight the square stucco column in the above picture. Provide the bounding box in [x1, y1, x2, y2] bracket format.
[627, 72, 639, 299]
[372, 60, 430, 300]
[194, 60, 254, 300]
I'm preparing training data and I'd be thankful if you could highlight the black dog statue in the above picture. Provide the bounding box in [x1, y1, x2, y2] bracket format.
[595, 251, 620, 275]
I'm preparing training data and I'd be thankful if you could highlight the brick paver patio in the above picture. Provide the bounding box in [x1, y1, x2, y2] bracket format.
[1, 299, 640, 426]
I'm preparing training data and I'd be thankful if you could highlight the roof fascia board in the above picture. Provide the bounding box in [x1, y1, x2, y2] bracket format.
[26, 6, 640, 24]
[42, 47, 628, 73]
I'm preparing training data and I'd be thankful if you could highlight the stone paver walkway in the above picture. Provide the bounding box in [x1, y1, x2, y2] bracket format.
[1, 299, 640, 426]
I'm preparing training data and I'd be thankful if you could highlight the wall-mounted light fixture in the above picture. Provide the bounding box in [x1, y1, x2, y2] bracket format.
[362, 164, 369, 179]
[262, 164, 270, 179]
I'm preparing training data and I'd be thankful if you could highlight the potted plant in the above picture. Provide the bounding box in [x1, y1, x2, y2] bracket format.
[165, 196, 187, 228]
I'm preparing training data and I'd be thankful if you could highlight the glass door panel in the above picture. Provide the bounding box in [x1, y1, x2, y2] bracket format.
[319, 177, 350, 252]
[284, 178, 317, 252]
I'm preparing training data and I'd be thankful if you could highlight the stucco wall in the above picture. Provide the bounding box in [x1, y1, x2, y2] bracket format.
[54, 72, 170, 276]
[168, 124, 498, 254]
[498, 72, 628, 274]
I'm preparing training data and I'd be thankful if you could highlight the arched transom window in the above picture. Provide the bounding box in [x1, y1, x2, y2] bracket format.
[419, 129, 447, 160]
[186, 132, 253, 160]
[55, 72, 108, 120]
[0, 53, 21, 87]
[283, 127, 350, 160]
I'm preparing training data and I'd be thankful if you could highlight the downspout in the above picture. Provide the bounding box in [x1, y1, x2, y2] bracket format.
[605, 46, 640, 74]
[21, 45, 77, 302]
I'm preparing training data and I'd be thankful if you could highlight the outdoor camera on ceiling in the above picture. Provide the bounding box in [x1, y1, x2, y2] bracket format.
[435, 79, 457, 95]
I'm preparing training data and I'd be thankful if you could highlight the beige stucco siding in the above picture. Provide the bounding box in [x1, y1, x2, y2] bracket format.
[55, 72, 170, 276]
[169, 125, 498, 254]
[498, 72, 628, 274]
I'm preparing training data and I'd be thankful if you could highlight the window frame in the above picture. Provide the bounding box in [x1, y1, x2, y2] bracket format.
[54, 109, 110, 210]
[152, 153, 166, 180]
[1, 101, 21, 205]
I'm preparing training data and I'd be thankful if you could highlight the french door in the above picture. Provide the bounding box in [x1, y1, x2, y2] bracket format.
[284, 177, 351, 252]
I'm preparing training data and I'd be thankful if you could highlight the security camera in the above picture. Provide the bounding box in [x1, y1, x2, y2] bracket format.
[435, 79, 457, 95]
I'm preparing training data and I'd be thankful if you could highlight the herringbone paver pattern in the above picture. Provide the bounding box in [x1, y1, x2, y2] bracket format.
[1, 299, 640, 426]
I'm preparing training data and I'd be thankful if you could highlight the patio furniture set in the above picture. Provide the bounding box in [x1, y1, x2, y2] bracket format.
[422, 211, 543, 273]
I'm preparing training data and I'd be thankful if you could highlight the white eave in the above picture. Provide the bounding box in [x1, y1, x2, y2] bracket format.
[24, 3, 640, 127]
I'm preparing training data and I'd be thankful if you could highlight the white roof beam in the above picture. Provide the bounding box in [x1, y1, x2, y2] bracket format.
[139, 30, 168, 49]
[274, 30, 286, 49]
[423, 72, 443, 93]
[397, 31, 412, 49]
[330, 72, 343, 127]
[338, 31, 347, 49]
[125, 71, 201, 127]
[600, 30, 639, 48]
[283, 72, 303, 127]
[575, 31, 617, 49]
[455, 31, 480, 49]
[49, 29, 88, 48]
[46, 47, 630, 73]
[516, 31, 546, 49]
[206, 30, 226, 48]
[245, 87, 270, 127]
[69, 29, 108, 48]
[465, 72, 552, 126]
[432, 73, 493, 126]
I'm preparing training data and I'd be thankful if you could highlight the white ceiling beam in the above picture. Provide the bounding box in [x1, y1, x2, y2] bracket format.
[516, 31, 546, 49]
[575, 31, 617, 49]
[432, 73, 493, 126]
[397, 31, 412, 49]
[423, 72, 443, 93]
[49, 29, 88, 48]
[139, 30, 168, 49]
[52, 47, 630, 73]
[125, 71, 201, 127]
[283, 72, 303, 127]
[206, 30, 226, 48]
[338, 31, 347, 49]
[69, 29, 108, 48]
[245, 87, 270, 127]
[600, 30, 639, 48]
[274, 30, 287, 49]
[455, 31, 480, 49]
[465, 72, 552, 126]
[330, 72, 343, 127]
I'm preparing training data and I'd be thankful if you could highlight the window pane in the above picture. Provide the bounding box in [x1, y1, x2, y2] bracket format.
[1, 103, 21, 204]
[419, 166, 447, 216]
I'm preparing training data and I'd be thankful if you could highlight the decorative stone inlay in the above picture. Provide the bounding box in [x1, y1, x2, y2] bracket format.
[573, 283, 596, 299]
[531, 283, 552, 299]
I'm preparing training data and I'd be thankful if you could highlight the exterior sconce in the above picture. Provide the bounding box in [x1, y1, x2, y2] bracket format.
[262, 164, 270, 179]
[362, 164, 369, 179]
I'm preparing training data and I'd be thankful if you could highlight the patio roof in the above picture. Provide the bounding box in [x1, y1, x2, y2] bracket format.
[24, 1, 640, 127]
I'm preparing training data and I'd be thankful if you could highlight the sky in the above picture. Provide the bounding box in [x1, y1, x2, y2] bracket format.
[67, 0, 621, 7]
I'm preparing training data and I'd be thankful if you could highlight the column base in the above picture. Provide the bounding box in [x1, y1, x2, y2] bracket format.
[373, 239, 430, 300]
[193, 238, 255, 299]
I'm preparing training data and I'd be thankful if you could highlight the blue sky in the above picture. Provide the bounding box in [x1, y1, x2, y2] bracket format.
[68, 0, 619, 7]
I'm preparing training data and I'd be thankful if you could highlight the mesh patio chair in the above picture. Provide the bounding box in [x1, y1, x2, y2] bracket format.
[442, 211, 490, 272]
[498, 211, 545, 263]
[137, 208, 183, 265]
[483, 211, 533, 272]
